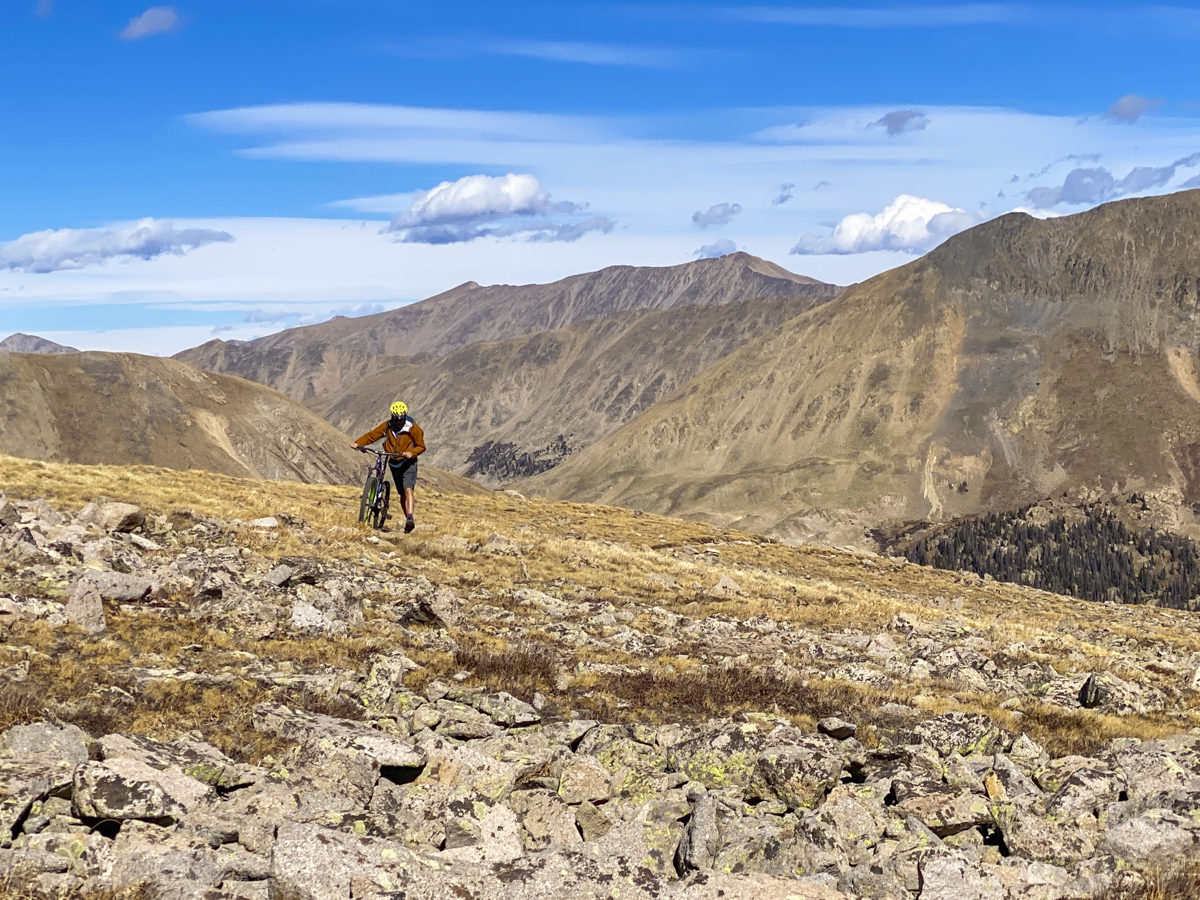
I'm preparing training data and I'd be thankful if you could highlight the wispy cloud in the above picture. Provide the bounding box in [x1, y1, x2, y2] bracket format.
[1106, 94, 1165, 123]
[694, 238, 738, 259]
[0, 219, 233, 274]
[792, 195, 975, 255]
[727, 4, 1026, 28]
[189, 102, 606, 146]
[382, 36, 684, 68]
[723, 5, 1200, 34]
[692, 202, 742, 228]
[772, 183, 795, 205]
[872, 109, 929, 136]
[489, 40, 679, 67]
[1027, 152, 1200, 207]
[120, 6, 181, 41]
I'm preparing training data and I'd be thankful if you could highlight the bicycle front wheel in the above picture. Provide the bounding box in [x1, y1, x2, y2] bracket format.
[373, 480, 392, 529]
[359, 474, 380, 524]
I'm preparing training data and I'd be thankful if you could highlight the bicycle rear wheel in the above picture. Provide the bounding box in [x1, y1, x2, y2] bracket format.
[359, 474, 380, 524]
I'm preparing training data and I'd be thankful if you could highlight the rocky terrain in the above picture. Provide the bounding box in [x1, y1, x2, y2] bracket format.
[0, 351, 482, 495]
[531, 190, 1200, 548]
[2, 456, 1200, 898]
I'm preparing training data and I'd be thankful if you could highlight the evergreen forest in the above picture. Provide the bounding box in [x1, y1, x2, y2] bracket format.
[898, 507, 1200, 610]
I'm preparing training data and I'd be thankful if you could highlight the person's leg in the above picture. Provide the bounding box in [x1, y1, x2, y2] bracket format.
[401, 462, 418, 532]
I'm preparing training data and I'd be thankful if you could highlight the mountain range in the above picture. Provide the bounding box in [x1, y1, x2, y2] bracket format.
[0, 350, 482, 495]
[532, 190, 1200, 544]
[12, 190, 1200, 547]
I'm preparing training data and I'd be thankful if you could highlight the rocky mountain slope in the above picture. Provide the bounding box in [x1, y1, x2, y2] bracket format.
[174, 252, 840, 405]
[0, 350, 480, 493]
[0, 332, 78, 354]
[2, 456, 1199, 898]
[316, 294, 828, 484]
[530, 190, 1200, 548]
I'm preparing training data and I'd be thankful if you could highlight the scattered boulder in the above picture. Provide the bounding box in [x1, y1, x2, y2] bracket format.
[63, 579, 105, 635]
[73, 758, 212, 821]
[75, 501, 145, 534]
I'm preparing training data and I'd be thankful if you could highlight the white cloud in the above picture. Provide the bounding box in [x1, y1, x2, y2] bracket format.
[386, 173, 603, 244]
[791, 195, 976, 255]
[694, 238, 738, 259]
[1106, 94, 1165, 123]
[0, 219, 234, 274]
[120, 6, 180, 40]
[692, 202, 742, 228]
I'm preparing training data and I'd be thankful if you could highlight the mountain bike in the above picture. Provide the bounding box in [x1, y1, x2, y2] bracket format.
[357, 448, 405, 529]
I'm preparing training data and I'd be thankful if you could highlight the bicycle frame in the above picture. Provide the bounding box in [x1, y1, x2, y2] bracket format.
[357, 447, 406, 528]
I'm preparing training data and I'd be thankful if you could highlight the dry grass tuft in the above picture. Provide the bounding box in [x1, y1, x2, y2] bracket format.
[452, 640, 560, 696]
[587, 666, 901, 735]
[1093, 862, 1200, 900]
[0, 880, 157, 900]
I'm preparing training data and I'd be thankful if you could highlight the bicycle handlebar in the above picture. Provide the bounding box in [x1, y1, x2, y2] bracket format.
[357, 447, 409, 459]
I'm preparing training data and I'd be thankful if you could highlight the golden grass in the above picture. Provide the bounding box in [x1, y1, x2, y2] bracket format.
[0, 881, 156, 900]
[1, 453, 1198, 757]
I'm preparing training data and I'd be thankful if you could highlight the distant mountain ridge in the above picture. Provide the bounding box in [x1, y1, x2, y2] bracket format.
[0, 350, 484, 494]
[175, 252, 842, 404]
[0, 333, 79, 354]
[314, 293, 829, 485]
[528, 190, 1200, 546]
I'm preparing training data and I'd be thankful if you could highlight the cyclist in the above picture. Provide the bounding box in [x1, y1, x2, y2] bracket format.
[351, 401, 426, 533]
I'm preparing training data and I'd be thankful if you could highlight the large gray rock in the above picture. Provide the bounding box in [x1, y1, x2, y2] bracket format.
[910, 713, 1010, 758]
[918, 851, 1006, 900]
[73, 758, 213, 821]
[75, 501, 145, 534]
[755, 735, 848, 809]
[268, 821, 422, 900]
[63, 579, 105, 635]
[0, 722, 89, 768]
[1103, 810, 1196, 866]
[0, 760, 77, 848]
[253, 702, 424, 805]
[77, 569, 154, 602]
[98, 733, 261, 792]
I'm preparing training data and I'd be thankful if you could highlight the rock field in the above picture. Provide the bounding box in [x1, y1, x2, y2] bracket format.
[3, 487, 1200, 899]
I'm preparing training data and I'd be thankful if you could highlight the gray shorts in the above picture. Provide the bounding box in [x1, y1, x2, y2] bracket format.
[389, 460, 418, 491]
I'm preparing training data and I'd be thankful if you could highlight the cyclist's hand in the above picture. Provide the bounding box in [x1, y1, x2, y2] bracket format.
[351, 443, 363, 452]
[401, 451, 413, 459]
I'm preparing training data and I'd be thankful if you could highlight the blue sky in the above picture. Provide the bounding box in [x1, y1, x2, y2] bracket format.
[3, 1, 1200, 352]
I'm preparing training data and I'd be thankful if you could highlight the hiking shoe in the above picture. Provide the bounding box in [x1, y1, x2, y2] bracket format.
[404, 517, 415, 534]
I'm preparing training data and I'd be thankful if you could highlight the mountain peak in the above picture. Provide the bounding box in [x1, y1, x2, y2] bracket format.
[0, 333, 79, 355]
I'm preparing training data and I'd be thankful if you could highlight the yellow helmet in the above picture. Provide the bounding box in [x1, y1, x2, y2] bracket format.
[389, 401, 408, 416]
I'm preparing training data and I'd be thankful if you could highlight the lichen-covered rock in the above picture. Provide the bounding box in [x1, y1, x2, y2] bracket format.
[99, 733, 261, 792]
[511, 789, 581, 850]
[909, 713, 1010, 758]
[73, 758, 212, 821]
[755, 735, 848, 810]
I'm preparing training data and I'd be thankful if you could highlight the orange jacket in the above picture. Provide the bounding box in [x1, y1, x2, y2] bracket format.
[354, 417, 426, 458]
